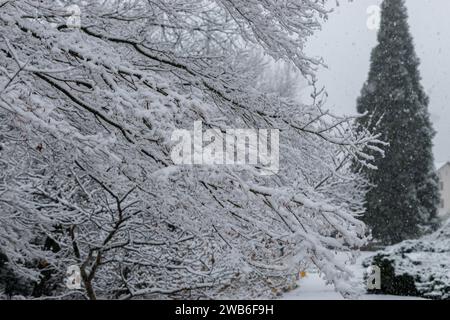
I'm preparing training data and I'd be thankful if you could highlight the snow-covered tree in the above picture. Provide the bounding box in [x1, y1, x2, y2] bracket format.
[252, 53, 307, 101]
[356, 0, 439, 245]
[1, 0, 383, 299]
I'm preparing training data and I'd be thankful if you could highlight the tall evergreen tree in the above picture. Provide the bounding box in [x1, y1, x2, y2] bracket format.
[356, 0, 439, 245]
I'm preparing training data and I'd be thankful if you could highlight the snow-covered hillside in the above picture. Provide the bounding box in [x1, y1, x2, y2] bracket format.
[363, 221, 450, 300]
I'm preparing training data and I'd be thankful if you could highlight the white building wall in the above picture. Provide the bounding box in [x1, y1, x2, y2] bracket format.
[437, 163, 450, 220]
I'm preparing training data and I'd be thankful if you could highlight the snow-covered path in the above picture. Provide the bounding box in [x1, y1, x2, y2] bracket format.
[282, 252, 424, 300]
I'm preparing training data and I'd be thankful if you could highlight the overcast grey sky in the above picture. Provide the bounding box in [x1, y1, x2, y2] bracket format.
[304, 0, 450, 165]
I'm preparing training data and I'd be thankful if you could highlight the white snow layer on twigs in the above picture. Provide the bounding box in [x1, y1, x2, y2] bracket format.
[0, 0, 384, 299]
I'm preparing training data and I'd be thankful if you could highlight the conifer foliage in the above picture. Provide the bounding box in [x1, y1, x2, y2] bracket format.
[357, 0, 439, 245]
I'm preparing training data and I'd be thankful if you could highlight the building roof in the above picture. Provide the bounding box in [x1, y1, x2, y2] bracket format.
[437, 161, 450, 171]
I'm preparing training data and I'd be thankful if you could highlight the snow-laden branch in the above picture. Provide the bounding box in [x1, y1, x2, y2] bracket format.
[0, 0, 381, 299]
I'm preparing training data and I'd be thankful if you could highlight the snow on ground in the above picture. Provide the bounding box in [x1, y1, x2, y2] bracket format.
[282, 252, 425, 300]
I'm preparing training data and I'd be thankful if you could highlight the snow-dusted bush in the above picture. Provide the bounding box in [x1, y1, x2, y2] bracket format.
[364, 221, 450, 300]
[0, 0, 383, 299]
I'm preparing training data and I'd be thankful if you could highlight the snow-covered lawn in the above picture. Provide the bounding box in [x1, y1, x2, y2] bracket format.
[282, 252, 424, 300]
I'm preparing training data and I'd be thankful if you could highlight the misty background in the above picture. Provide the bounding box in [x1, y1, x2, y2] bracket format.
[303, 0, 450, 165]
